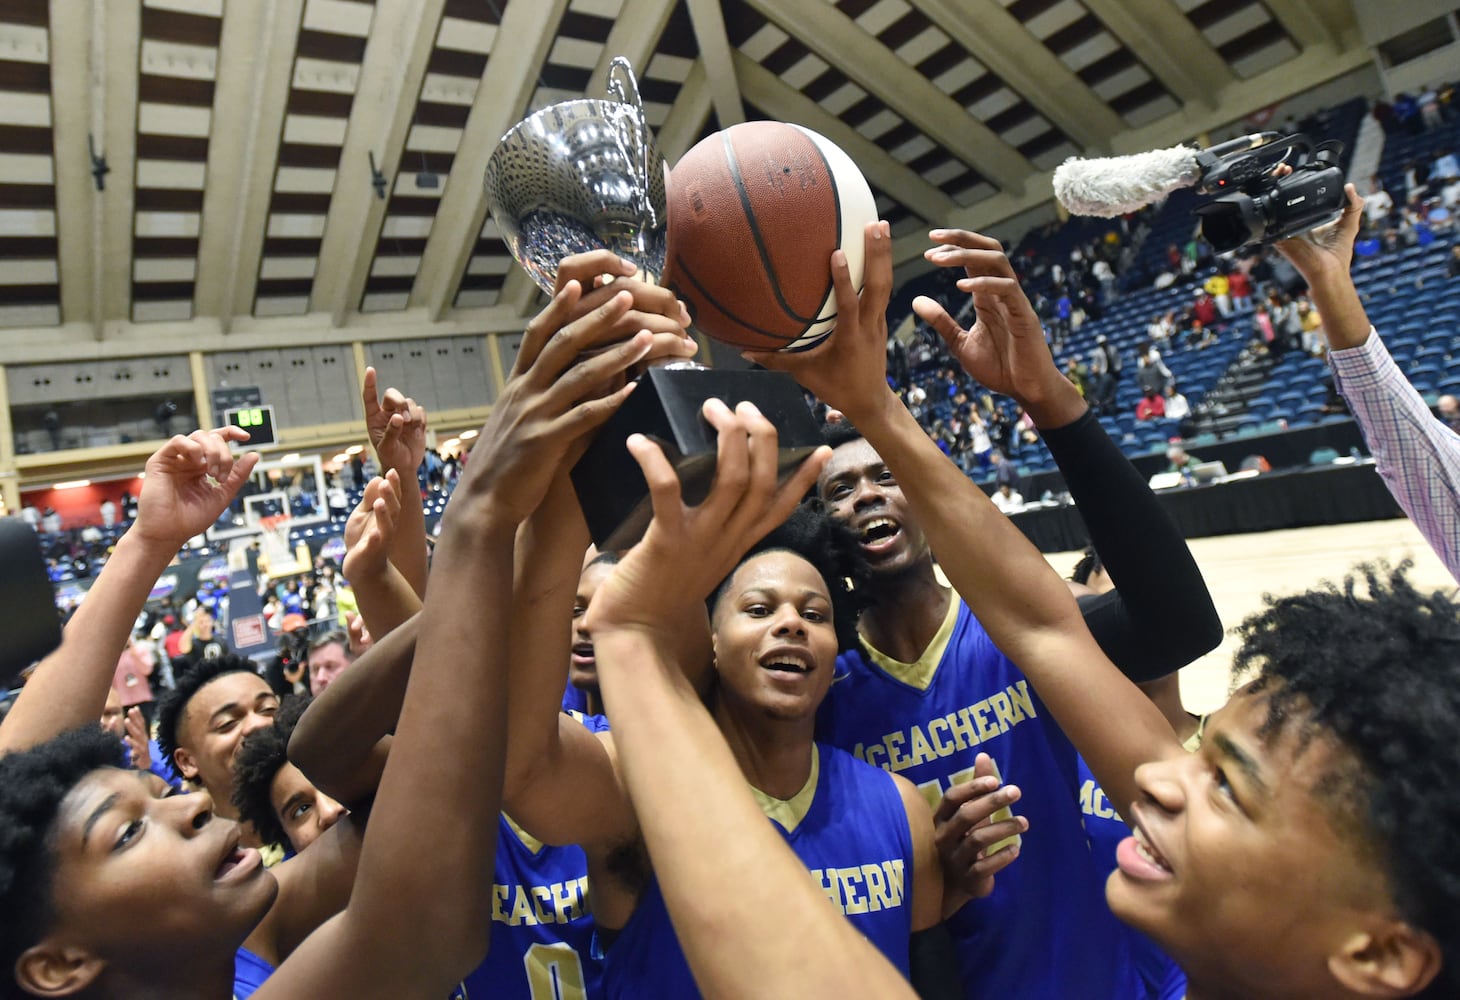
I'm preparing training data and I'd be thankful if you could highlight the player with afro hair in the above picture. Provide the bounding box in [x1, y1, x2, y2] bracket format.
[233, 695, 347, 855]
[0, 727, 124, 993]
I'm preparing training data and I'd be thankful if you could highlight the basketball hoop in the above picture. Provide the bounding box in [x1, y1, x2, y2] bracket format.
[257, 513, 294, 574]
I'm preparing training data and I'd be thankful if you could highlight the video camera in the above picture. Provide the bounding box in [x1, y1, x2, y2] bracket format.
[1192, 132, 1346, 254]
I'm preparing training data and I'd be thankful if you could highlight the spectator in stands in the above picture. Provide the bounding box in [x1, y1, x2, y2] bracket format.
[112, 637, 155, 728]
[1363, 180, 1394, 226]
[1086, 343, 1111, 412]
[1191, 288, 1218, 332]
[1162, 384, 1190, 421]
[1431, 146, 1460, 185]
[1438, 395, 1460, 435]
[1404, 159, 1429, 203]
[1166, 444, 1200, 475]
[1427, 199, 1454, 235]
[306, 629, 355, 696]
[990, 448, 1020, 494]
[1136, 342, 1172, 393]
[1135, 389, 1165, 422]
[1097, 333, 1122, 384]
[1064, 356, 1088, 398]
[171, 604, 229, 672]
[1203, 269, 1232, 317]
[1420, 86, 1446, 130]
[1189, 318, 1218, 351]
[990, 481, 1024, 512]
[1298, 299, 1325, 355]
[1449, 245, 1460, 280]
[99, 498, 117, 527]
[1279, 182, 1460, 580]
[1227, 267, 1254, 314]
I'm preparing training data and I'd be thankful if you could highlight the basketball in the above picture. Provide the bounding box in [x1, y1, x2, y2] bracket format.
[661, 121, 878, 353]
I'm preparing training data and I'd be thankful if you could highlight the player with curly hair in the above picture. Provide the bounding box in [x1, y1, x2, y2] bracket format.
[233, 696, 346, 855]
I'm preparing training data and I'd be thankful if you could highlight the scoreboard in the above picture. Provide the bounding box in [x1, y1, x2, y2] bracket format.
[223, 404, 278, 446]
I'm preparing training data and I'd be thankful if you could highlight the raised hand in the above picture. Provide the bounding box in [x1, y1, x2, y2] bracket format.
[745, 221, 895, 424]
[1274, 182, 1363, 283]
[363, 368, 428, 476]
[343, 471, 403, 583]
[933, 752, 1027, 904]
[123, 707, 152, 771]
[583, 398, 830, 645]
[551, 249, 697, 368]
[134, 427, 260, 549]
[914, 230, 1075, 421]
[458, 283, 655, 525]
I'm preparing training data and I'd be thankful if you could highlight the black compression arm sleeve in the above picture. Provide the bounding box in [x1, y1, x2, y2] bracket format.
[909, 925, 963, 999]
[1040, 409, 1223, 682]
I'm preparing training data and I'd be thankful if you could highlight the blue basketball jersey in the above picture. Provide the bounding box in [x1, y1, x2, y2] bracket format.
[1079, 757, 1187, 1000]
[232, 945, 273, 999]
[817, 597, 1142, 1000]
[455, 712, 610, 1000]
[599, 744, 915, 999]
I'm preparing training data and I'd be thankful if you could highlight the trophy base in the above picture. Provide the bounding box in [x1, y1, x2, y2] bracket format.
[571, 366, 824, 550]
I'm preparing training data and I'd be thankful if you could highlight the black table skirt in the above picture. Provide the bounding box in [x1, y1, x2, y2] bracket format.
[1006, 462, 1406, 553]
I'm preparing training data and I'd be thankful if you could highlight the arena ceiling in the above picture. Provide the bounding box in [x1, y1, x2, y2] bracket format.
[0, 0, 1369, 358]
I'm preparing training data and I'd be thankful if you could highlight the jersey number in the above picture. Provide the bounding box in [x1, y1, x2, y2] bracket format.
[525, 943, 587, 1000]
[915, 764, 981, 810]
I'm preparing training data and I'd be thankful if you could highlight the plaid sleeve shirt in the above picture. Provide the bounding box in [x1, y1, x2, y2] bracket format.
[1330, 328, 1460, 581]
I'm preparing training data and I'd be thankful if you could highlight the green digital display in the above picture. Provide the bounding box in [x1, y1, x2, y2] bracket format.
[224, 404, 277, 445]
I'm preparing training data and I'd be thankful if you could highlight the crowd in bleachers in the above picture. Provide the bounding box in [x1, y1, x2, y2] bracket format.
[878, 94, 1460, 493]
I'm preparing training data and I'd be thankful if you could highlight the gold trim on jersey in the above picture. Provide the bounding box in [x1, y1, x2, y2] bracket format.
[860, 588, 958, 692]
[750, 745, 820, 833]
[503, 812, 546, 855]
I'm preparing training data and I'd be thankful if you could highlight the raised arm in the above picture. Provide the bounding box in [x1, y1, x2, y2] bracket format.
[361, 368, 429, 599]
[917, 229, 1222, 681]
[499, 250, 700, 849]
[0, 428, 257, 754]
[260, 281, 654, 997]
[586, 402, 920, 1000]
[751, 223, 1178, 818]
[341, 471, 423, 639]
[1278, 185, 1460, 581]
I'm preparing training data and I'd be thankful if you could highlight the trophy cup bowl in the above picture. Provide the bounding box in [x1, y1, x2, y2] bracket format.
[484, 59, 823, 550]
[484, 58, 667, 292]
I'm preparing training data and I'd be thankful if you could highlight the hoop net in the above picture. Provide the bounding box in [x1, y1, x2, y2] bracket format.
[257, 513, 294, 571]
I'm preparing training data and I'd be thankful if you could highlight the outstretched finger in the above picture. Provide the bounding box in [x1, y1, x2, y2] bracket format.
[699, 398, 752, 524]
[626, 431, 686, 539]
[533, 289, 635, 387]
[517, 280, 585, 377]
[363, 366, 382, 416]
[926, 228, 1004, 254]
[860, 221, 893, 317]
[543, 330, 652, 413]
[927, 246, 1018, 282]
[549, 376, 639, 443]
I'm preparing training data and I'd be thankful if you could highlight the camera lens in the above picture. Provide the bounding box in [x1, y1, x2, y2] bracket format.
[1196, 197, 1266, 254]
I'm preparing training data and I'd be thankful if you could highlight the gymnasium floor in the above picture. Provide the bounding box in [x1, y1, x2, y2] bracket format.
[1044, 517, 1455, 714]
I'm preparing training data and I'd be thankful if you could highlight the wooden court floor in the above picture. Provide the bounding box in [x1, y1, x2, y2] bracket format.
[1042, 517, 1456, 714]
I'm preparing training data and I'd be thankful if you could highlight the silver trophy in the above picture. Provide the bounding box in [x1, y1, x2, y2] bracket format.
[484, 59, 821, 549]
[485, 57, 666, 291]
